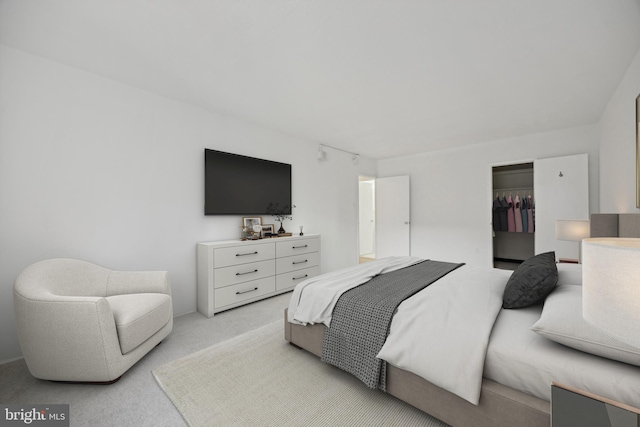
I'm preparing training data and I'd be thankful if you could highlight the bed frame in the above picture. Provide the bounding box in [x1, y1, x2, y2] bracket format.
[284, 313, 548, 427]
[283, 213, 640, 427]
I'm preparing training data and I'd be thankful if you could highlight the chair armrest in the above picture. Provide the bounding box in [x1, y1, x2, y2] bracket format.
[13, 294, 123, 380]
[106, 270, 171, 296]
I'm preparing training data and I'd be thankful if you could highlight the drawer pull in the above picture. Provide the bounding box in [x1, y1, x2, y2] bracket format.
[292, 274, 309, 281]
[236, 269, 258, 276]
[292, 245, 308, 249]
[236, 287, 259, 295]
[236, 251, 258, 257]
[292, 260, 308, 265]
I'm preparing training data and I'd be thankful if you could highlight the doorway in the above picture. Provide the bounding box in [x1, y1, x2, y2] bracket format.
[358, 175, 411, 263]
[492, 163, 535, 270]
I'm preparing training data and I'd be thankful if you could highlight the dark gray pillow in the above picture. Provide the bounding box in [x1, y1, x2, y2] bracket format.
[502, 251, 558, 309]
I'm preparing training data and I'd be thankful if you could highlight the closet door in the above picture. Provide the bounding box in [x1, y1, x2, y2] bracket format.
[534, 153, 589, 261]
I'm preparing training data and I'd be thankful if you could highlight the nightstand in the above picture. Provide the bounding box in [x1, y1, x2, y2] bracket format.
[551, 382, 640, 426]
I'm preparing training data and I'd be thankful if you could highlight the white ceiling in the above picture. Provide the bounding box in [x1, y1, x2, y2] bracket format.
[1, 0, 640, 160]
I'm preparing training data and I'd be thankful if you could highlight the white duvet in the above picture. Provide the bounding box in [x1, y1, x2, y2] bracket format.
[287, 256, 423, 326]
[288, 257, 510, 405]
[378, 265, 509, 404]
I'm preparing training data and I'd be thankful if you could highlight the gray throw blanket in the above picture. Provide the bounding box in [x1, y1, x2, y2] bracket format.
[321, 260, 464, 390]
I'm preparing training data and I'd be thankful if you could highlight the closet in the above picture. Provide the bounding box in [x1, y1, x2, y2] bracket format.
[492, 163, 534, 268]
[491, 154, 590, 269]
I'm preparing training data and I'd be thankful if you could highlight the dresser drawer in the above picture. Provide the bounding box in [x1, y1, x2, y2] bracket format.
[276, 238, 319, 258]
[276, 266, 320, 291]
[214, 259, 275, 288]
[197, 235, 320, 317]
[214, 243, 275, 268]
[276, 252, 320, 275]
[214, 277, 276, 309]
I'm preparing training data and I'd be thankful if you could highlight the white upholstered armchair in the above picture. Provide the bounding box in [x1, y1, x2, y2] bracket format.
[13, 258, 173, 382]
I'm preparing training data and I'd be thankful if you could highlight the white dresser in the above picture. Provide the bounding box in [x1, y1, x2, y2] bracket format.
[196, 234, 321, 317]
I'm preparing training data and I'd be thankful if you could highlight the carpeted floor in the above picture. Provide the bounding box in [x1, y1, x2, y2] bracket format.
[2, 291, 450, 426]
[0, 293, 293, 427]
[153, 321, 449, 427]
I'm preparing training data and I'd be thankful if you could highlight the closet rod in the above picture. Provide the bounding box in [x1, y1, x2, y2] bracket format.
[493, 187, 533, 193]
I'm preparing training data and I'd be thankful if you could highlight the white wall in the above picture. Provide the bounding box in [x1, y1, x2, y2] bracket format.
[378, 126, 599, 266]
[599, 48, 640, 213]
[0, 46, 376, 362]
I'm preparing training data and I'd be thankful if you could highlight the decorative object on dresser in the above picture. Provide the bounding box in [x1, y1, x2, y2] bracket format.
[551, 382, 640, 427]
[241, 216, 262, 240]
[555, 219, 590, 263]
[196, 234, 320, 317]
[582, 237, 640, 348]
[261, 224, 275, 238]
[266, 202, 296, 234]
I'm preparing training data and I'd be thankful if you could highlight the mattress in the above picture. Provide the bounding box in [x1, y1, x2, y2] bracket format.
[484, 298, 640, 408]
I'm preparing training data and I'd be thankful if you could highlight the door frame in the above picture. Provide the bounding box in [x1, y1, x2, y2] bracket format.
[358, 176, 376, 259]
[488, 158, 535, 267]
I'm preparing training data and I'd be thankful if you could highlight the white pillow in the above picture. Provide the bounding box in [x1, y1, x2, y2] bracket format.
[556, 263, 582, 286]
[531, 285, 640, 366]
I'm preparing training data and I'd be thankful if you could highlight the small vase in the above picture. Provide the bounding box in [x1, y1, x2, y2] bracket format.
[278, 221, 286, 234]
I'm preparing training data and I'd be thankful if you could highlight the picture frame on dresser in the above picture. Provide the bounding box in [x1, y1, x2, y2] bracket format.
[242, 216, 262, 229]
[242, 216, 262, 240]
[261, 224, 275, 237]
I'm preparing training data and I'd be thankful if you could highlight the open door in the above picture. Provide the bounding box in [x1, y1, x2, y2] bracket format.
[376, 175, 411, 258]
[534, 153, 589, 261]
[359, 178, 376, 260]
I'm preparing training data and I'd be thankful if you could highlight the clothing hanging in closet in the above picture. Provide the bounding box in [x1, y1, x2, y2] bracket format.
[521, 197, 528, 232]
[514, 195, 523, 232]
[492, 192, 534, 233]
[527, 194, 534, 233]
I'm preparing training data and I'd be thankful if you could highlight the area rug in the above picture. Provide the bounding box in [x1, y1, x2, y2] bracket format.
[152, 321, 450, 426]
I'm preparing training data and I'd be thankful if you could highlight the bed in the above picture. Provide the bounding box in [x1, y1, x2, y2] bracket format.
[283, 213, 640, 427]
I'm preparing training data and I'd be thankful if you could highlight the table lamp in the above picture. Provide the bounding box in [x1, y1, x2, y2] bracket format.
[556, 219, 590, 262]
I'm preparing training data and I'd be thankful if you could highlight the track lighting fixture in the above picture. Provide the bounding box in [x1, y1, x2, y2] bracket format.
[316, 144, 359, 164]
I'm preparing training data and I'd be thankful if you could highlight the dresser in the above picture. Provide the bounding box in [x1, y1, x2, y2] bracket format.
[196, 234, 321, 317]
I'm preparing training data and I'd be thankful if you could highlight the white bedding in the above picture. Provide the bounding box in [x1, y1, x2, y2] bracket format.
[289, 257, 508, 405]
[378, 265, 509, 405]
[484, 300, 640, 408]
[287, 256, 423, 327]
[288, 258, 640, 409]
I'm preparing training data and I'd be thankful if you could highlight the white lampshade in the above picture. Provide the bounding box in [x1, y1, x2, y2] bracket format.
[555, 219, 590, 241]
[583, 238, 640, 348]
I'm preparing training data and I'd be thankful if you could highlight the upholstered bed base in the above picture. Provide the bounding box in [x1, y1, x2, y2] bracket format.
[283, 311, 550, 427]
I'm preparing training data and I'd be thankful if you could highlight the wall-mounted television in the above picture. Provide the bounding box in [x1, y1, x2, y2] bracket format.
[204, 149, 292, 215]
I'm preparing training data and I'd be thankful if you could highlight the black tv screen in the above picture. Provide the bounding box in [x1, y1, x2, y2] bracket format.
[204, 149, 292, 215]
